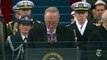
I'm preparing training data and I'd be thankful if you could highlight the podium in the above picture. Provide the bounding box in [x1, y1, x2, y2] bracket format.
[25, 42, 80, 60]
[25, 48, 80, 60]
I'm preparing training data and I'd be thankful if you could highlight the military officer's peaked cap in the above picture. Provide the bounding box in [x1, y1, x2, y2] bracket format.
[71, 2, 91, 11]
[16, 0, 34, 9]
[18, 16, 33, 25]
[95, 0, 106, 5]
[12, 5, 20, 11]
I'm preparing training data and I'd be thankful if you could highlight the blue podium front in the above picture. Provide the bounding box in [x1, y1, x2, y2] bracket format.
[25, 48, 80, 60]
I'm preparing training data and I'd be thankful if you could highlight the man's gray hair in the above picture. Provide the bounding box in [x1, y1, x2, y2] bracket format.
[45, 7, 60, 16]
[101, 10, 107, 22]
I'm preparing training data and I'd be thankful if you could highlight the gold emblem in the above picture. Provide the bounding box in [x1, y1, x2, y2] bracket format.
[25, 17, 29, 21]
[42, 52, 63, 60]
[78, 3, 84, 8]
[23, 2, 28, 6]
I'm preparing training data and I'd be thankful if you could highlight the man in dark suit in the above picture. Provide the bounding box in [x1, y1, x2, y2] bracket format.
[5, 16, 33, 60]
[87, 10, 107, 60]
[28, 7, 76, 48]
[67, 2, 97, 60]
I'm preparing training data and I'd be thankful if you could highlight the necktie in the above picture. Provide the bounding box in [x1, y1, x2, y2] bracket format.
[24, 37, 27, 43]
[80, 25, 83, 35]
[50, 29, 54, 44]
[80, 26, 83, 29]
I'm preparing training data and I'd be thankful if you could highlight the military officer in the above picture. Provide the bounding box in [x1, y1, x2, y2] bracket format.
[67, 1, 98, 60]
[7, 5, 19, 36]
[5, 16, 33, 60]
[7, 0, 41, 36]
[88, 0, 106, 26]
[14, 0, 34, 20]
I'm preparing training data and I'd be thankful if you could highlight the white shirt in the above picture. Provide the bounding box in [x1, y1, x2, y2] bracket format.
[47, 28, 56, 34]
[76, 19, 88, 35]
[21, 35, 28, 43]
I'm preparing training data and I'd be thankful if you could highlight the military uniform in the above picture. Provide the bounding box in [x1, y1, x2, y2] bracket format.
[7, 21, 18, 36]
[88, 13, 102, 27]
[88, 0, 106, 26]
[87, 25, 107, 60]
[5, 16, 33, 60]
[7, 0, 41, 36]
[5, 32, 26, 60]
[67, 22, 97, 48]
[68, 2, 98, 60]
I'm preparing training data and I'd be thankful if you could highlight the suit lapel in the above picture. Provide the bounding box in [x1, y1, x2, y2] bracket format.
[56, 25, 60, 41]
[42, 25, 48, 42]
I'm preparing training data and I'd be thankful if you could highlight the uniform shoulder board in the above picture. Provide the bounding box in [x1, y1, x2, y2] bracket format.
[35, 20, 41, 23]
[66, 21, 75, 27]
[30, 18, 41, 24]
[93, 23, 101, 27]
[71, 21, 75, 24]
[6, 24, 9, 28]
[66, 24, 71, 27]
[30, 18, 34, 24]
[7, 21, 13, 28]
[9, 21, 13, 24]
[66, 25, 69, 27]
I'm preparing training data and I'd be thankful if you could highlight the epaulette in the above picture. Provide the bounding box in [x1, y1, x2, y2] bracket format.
[9, 21, 13, 24]
[6, 24, 9, 28]
[35, 20, 41, 23]
[93, 23, 101, 27]
[30, 18, 41, 24]
[66, 21, 75, 27]
[7, 21, 13, 29]
[13, 22, 18, 35]
[71, 21, 75, 24]
[66, 24, 70, 27]
[7, 21, 18, 35]
[30, 18, 35, 24]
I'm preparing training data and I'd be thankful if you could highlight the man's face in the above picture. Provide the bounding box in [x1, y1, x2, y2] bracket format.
[75, 11, 88, 23]
[95, 5, 105, 18]
[19, 23, 31, 35]
[18, 8, 31, 16]
[44, 12, 59, 30]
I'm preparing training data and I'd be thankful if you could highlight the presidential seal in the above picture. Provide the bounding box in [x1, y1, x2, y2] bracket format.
[42, 52, 63, 60]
